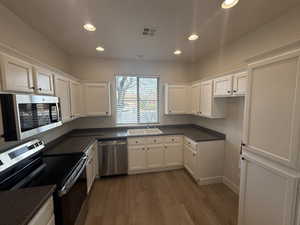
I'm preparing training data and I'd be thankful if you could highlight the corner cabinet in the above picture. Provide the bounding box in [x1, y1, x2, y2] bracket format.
[213, 75, 233, 97]
[83, 82, 111, 116]
[200, 80, 225, 118]
[165, 84, 189, 114]
[0, 54, 34, 93]
[33, 66, 54, 95]
[54, 75, 72, 122]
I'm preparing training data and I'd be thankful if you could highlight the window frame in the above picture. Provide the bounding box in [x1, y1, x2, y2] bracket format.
[115, 75, 160, 125]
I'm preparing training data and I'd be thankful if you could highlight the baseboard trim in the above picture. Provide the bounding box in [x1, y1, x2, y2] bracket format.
[222, 176, 239, 195]
[128, 165, 183, 175]
[198, 176, 223, 185]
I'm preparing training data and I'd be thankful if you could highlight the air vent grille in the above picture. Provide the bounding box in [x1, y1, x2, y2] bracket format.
[142, 27, 156, 36]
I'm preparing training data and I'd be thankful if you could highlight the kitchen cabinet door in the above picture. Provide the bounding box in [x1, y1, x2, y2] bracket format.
[233, 72, 248, 96]
[0, 54, 34, 93]
[33, 67, 54, 95]
[200, 80, 213, 117]
[147, 144, 164, 168]
[213, 75, 233, 97]
[165, 84, 188, 114]
[184, 144, 196, 178]
[164, 143, 183, 166]
[243, 50, 300, 169]
[54, 75, 71, 122]
[238, 153, 298, 225]
[70, 80, 82, 117]
[83, 82, 111, 116]
[128, 145, 147, 171]
[191, 83, 201, 115]
[86, 156, 94, 194]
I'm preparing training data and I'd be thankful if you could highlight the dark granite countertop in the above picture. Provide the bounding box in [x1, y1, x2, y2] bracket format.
[69, 124, 225, 142]
[0, 185, 56, 225]
[44, 136, 96, 155]
[44, 125, 225, 155]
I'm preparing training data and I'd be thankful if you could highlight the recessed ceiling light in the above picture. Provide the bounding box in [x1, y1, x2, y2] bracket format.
[96, 46, 104, 52]
[174, 50, 182, 55]
[221, 0, 239, 9]
[83, 23, 96, 31]
[188, 34, 199, 41]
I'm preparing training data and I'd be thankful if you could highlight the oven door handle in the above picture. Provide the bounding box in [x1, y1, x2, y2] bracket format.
[58, 155, 88, 197]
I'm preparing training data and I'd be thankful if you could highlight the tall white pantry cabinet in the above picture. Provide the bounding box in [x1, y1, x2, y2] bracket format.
[238, 46, 300, 225]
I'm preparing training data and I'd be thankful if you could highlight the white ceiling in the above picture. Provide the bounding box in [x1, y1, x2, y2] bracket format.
[0, 0, 299, 62]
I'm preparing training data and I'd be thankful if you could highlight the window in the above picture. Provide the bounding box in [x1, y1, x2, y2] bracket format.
[116, 76, 159, 124]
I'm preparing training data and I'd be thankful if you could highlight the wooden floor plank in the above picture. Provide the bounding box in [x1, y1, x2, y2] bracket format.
[84, 170, 238, 225]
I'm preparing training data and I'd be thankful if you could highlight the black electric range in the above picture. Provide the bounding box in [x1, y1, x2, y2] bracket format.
[0, 139, 88, 225]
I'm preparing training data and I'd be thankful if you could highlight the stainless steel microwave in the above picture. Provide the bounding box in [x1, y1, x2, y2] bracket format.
[0, 94, 62, 141]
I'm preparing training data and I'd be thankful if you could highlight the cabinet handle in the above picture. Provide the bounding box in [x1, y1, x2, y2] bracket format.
[227, 90, 231, 94]
[30, 87, 35, 90]
[38, 88, 42, 91]
[241, 157, 245, 161]
[233, 90, 237, 93]
[106, 112, 108, 114]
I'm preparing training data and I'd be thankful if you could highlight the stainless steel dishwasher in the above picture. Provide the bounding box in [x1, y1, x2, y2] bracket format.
[98, 139, 128, 176]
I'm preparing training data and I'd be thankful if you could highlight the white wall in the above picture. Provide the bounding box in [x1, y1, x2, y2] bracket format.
[192, 5, 300, 192]
[70, 57, 194, 128]
[0, 3, 70, 73]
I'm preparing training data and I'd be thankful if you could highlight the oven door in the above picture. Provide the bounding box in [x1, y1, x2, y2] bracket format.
[15, 95, 62, 140]
[55, 156, 88, 225]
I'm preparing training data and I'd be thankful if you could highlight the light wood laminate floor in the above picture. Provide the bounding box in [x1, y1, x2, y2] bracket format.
[84, 169, 238, 225]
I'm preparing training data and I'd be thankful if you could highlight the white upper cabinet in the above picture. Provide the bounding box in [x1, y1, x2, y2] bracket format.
[33, 66, 54, 95]
[165, 84, 188, 114]
[213, 75, 233, 97]
[70, 80, 82, 118]
[213, 72, 248, 97]
[0, 54, 34, 93]
[54, 75, 71, 122]
[191, 83, 201, 115]
[83, 82, 111, 116]
[243, 49, 300, 169]
[200, 80, 225, 118]
[233, 71, 248, 96]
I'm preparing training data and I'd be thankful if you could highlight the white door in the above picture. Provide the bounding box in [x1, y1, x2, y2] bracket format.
[34, 67, 54, 95]
[184, 144, 195, 177]
[83, 82, 111, 116]
[238, 154, 298, 225]
[164, 143, 183, 166]
[191, 83, 201, 115]
[128, 146, 147, 171]
[54, 75, 71, 122]
[0, 55, 34, 93]
[213, 75, 233, 97]
[233, 72, 248, 96]
[147, 144, 164, 168]
[200, 80, 213, 117]
[70, 80, 82, 117]
[243, 51, 300, 168]
[165, 84, 187, 114]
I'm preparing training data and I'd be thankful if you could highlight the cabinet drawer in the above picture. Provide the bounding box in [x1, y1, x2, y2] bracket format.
[145, 136, 164, 145]
[128, 138, 145, 145]
[164, 135, 183, 144]
[184, 137, 197, 150]
[28, 197, 54, 225]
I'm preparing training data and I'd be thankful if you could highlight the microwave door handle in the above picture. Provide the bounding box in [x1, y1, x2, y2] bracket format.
[56, 103, 61, 122]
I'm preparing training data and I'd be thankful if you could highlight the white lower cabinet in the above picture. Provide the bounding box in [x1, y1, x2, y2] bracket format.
[147, 144, 164, 168]
[86, 142, 98, 194]
[128, 145, 147, 171]
[238, 152, 298, 225]
[164, 143, 183, 166]
[183, 140, 197, 180]
[128, 135, 183, 173]
[28, 197, 55, 225]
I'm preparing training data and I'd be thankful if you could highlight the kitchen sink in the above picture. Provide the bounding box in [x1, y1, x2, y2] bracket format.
[127, 128, 163, 136]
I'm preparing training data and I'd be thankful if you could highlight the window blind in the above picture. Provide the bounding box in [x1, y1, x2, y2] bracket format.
[116, 76, 159, 124]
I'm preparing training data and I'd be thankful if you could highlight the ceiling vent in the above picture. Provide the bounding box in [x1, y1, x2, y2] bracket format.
[142, 27, 156, 37]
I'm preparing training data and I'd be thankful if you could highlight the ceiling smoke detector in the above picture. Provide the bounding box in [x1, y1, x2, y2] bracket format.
[142, 27, 156, 37]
